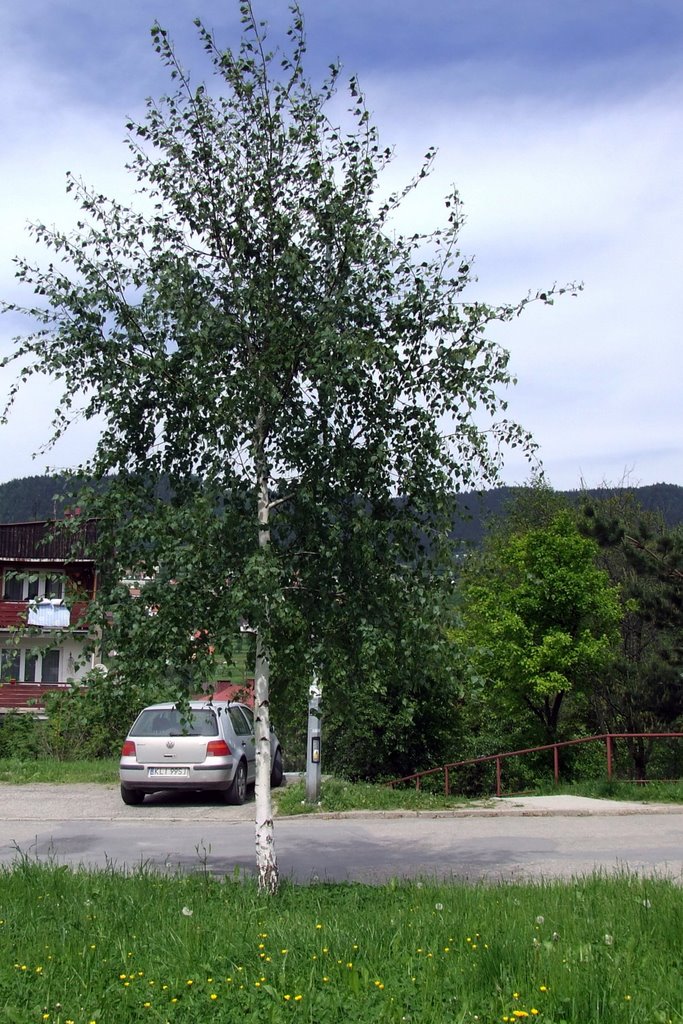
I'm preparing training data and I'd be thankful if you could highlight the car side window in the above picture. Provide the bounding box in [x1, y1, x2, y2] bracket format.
[228, 706, 251, 736]
[240, 705, 254, 731]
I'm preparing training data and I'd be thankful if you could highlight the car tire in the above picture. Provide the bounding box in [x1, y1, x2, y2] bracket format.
[270, 748, 284, 788]
[227, 760, 248, 805]
[120, 784, 145, 806]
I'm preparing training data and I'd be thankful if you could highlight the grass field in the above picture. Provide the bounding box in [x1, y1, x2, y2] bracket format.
[1, 861, 681, 1024]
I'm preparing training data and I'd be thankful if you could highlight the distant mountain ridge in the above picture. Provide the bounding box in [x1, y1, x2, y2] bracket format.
[0, 474, 682, 546]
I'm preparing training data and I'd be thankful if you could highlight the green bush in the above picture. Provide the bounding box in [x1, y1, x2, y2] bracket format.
[0, 711, 47, 759]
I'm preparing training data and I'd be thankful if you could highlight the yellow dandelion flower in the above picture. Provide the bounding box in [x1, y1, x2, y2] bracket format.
[295, 995, 303, 1001]
[143, 1002, 151, 1008]
[531, 1011, 539, 1017]
[211, 993, 218, 1000]
[323, 977, 330, 983]
[539, 985, 548, 992]
[284, 994, 291, 1001]
[316, 923, 323, 929]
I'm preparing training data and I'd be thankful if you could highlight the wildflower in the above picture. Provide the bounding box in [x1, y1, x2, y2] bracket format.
[625, 995, 632, 1001]
[143, 1002, 151, 1008]
[284, 995, 292, 1001]
[551, 932, 560, 942]
[435, 903, 444, 911]
[281, 949, 289, 955]
[604, 934, 614, 946]
[513, 1012, 529, 1019]
[531, 1011, 539, 1016]
[181, 907, 193, 917]
[316, 923, 323, 929]
[539, 986, 548, 992]
[210, 993, 218, 1000]
[535, 916, 544, 925]
[186, 979, 194, 986]
[295, 995, 303, 1002]
[641, 899, 651, 909]
[323, 977, 330, 983]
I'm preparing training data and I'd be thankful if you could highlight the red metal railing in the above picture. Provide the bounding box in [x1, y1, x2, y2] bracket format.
[386, 733, 683, 797]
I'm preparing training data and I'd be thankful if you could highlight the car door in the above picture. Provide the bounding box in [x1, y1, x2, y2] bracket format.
[227, 705, 256, 782]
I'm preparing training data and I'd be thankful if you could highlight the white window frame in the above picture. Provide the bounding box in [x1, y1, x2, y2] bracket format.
[3, 572, 64, 602]
[0, 646, 62, 684]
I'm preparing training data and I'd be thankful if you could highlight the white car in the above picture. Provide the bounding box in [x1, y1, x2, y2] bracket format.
[119, 701, 283, 806]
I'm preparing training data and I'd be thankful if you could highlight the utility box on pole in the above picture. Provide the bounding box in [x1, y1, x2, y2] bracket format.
[305, 678, 322, 804]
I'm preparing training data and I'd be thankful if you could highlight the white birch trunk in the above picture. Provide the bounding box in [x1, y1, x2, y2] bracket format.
[254, 452, 279, 894]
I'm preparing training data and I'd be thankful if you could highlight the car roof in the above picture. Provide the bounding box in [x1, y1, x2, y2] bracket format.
[137, 701, 248, 712]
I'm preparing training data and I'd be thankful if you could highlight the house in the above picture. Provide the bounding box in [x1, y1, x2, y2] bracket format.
[0, 519, 100, 714]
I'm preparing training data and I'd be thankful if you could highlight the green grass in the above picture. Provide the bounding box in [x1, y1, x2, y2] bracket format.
[274, 777, 477, 815]
[0, 759, 118, 785]
[0, 862, 680, 1024]
[528, 779, 683, 804]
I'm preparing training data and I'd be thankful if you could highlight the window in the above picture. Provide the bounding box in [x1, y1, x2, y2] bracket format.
[2, 573, 64, 602]
[228, 706, 252, 736]
[3, 576, 23, 601]
[24, 653, 38, 683]
[41, 650, 60, 684]
[0, 647, 61, 684]
[0, 649, 20, 682]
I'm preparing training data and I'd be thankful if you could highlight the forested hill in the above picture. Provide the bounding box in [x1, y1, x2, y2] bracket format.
[0, 473, 682, 545]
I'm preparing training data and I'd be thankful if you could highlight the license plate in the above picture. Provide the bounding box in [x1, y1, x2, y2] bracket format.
[148, 767, 190, 778]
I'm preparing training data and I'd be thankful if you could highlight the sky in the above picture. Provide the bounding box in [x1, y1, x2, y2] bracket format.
[1, 0, 681, 492]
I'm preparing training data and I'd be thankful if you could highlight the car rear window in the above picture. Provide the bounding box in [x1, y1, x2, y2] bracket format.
[130, 709, 219, 737]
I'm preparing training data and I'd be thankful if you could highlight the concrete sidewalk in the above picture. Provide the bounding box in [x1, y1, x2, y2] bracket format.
[0, 784, 681, 823]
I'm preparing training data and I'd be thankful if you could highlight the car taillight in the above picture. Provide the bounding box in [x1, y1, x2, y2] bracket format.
[206, 739, 231, 756]
[121, 740, 136, 757]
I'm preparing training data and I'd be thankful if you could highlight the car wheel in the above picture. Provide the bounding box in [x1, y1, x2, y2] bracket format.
[270, 748, 284, 788]
[227, 760, 248, 805]
[120, 784, 144, 806]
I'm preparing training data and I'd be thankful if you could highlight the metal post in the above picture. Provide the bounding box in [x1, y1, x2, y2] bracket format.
[606, 734, 613, 780]
[496, 756, 502, 797]
[553, 744, 559, 785]
[305, 678, 322, 804]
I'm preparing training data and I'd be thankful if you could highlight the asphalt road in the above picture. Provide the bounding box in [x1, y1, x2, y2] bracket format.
[1, 785, 681, 884]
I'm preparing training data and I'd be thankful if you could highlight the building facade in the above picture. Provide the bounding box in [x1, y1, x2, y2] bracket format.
[0, 519, 99, 713]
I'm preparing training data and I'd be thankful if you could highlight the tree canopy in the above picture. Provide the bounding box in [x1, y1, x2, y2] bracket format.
[460, 508, 621, 742]
[1, 2, 562, 889]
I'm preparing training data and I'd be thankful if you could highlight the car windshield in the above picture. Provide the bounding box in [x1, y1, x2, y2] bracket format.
[129, 709, 219, 738]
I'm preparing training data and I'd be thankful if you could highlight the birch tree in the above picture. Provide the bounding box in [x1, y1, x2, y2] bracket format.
[1, 2, 563, 892]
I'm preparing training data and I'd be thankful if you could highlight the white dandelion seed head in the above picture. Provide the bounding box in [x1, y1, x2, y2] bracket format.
[435, 903, 444, 911]
[535, 915, 545, 925]
[604, 934, 614, 946]
[181, 907, 193, 917]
